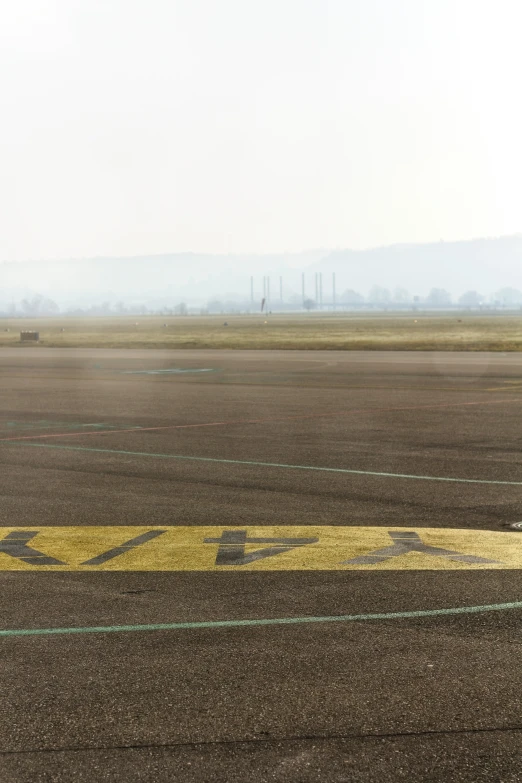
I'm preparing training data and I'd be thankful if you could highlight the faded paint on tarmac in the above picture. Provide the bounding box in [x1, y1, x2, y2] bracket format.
[1, 526, 521, 570]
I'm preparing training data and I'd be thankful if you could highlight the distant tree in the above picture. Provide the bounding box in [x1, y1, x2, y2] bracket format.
[303, 298, 316, 311]
[426, 288, 452, 305]
[494, 287, 522, 305]
[41, 297, 59, 314]
[458, 290, 483, 306]
[393, 288, 410, 303]
[368, 285, 391, 303]
[340, 289, 364, 304]
[174, 302, 188, 315]
[19, 295, 59, 316]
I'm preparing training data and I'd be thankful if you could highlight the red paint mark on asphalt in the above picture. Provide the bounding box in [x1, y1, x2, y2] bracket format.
[1, 397, 521, 444]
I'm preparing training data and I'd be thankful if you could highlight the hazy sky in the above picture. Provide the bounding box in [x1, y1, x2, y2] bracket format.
[1, 0, 521, 261]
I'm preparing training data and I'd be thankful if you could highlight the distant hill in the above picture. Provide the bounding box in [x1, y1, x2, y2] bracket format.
[308, 236, 522, 299]
[1, 236, 522, 308]
[0, 251, 326, 307]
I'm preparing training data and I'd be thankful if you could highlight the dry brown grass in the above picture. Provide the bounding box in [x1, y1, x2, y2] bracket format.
[1, 313, 522, 351]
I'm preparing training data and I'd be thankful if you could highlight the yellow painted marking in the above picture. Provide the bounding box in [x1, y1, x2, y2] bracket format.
[1, 526, 522, 570]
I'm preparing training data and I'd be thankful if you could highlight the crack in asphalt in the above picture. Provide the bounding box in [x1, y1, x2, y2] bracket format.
[2, 724, 522, 756]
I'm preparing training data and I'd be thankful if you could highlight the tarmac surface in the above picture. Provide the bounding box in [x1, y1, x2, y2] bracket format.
[1, 348, 522, 782]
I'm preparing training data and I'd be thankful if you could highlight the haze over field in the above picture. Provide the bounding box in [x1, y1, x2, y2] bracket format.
[2, 235, 522, 312]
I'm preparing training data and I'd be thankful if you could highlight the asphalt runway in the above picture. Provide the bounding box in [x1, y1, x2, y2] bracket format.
[1, 348, 522, 782]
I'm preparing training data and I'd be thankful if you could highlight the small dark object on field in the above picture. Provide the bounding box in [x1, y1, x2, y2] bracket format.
[457, 319, 462, 323]
[4, 328, 9, 332]
[223, 322, 228, 326]
[60, 328, 65, 332]
[163, 323, 168, 327]
[20, 330, 39, 342]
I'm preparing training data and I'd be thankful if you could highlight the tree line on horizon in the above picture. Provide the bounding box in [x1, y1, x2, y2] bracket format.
[1, 286, 522, 317]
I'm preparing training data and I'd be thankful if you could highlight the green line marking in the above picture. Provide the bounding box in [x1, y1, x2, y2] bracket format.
[2, 601, 522, 638]
[6, 440, 522, 486]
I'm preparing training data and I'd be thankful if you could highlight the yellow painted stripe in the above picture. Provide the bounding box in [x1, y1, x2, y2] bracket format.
[1, 526, 522, 571]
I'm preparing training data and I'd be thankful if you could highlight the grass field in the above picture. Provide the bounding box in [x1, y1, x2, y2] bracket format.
[1, 313, 522, 351]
